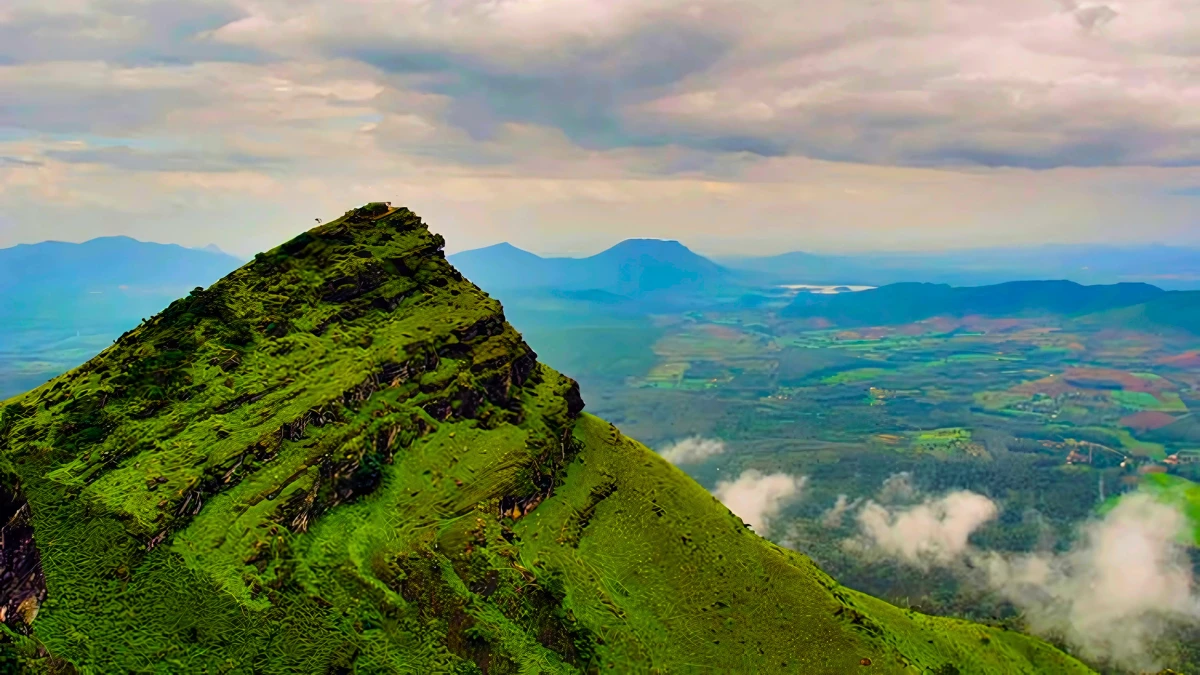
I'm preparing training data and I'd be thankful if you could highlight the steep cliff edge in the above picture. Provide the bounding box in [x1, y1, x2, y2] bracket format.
[0, 204, 1092, 673]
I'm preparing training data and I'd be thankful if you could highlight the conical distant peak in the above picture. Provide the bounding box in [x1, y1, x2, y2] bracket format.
[600, 238, 691, 255]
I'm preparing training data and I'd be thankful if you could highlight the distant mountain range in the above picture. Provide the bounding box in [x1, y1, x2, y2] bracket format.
[9, 236, 1198, 330]
[783, 280, 1200, 334]
[1, 236, 241, 294]
[449, 239, 735, 297]
[453, 239, 1200, 299]
[198, 243, 236, 257]
[718, 244, 1200, 290]
[0, 237, 243, 399]
[1, 236, 242, 328]
[5, 235, 1199, 398]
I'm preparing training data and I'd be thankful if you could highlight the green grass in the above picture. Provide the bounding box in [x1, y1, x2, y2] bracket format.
[1098, 474, 1200, 546]
[515, 415, 1093, 674]
[1064, 426, 1168, 460]
[1111, 390, 1188, 412]
[1136, 474, 1200, 544]
[972, 391, 1027, 411]
[0, 205, 1094, 673]
[821, 367, 889, 385]
[912, 428, 974, 455]
[1035, 345, 1073, 355]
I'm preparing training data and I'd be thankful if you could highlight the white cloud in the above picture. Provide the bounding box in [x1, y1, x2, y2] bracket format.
[659, 436, 725, 465]
[850, 490, 1000, 567]
[846, 481, 1200, 672]
[821, 494, 862, 528]
[712, 469, 806, 534]
[877, 471, 918, 504]
[977, 494, 1200, 673]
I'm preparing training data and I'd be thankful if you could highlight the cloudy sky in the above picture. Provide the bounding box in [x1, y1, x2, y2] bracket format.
[0, 0, 1197, 257]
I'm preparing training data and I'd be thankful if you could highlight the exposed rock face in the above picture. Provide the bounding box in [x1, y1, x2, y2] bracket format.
[0, 481, 45, 630]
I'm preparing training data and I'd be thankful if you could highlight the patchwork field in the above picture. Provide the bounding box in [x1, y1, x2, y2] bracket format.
[608, 312, 1200, 466]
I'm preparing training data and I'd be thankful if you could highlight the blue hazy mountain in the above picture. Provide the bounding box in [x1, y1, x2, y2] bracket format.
[0, 236, 243, 399]
[450, 238, 735, 297]
[1, 236, 241, 294]
[202, 244, 223, 253]
[448, 242, 569, 290]
[719, 244, 1200, 290]
[782, 279, 1200, 333]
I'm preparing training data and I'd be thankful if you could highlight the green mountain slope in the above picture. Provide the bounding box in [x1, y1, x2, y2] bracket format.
[0, 204, 1092, 674]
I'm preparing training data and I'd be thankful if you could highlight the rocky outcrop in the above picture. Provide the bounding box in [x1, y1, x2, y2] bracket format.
[0, 480, 45, 631]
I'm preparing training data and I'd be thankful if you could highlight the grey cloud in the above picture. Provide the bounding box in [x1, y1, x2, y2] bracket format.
[0, 1, 269, 66]
[534, 6, 1186, 169]
[1074, 5, 1119, 31]
[43, 146, 280, 173]
[701, 135, 790, 157]
[1, 0, 1197, 178]
[820, 494, 862, 528]
[631, 85, 1200, 170]
[343, 18, 733, 151]
[903, 137, 1142, 170]
[1056, 1, 1120, 31]
[0, 86, 209, 135]
[316, 0, 1184, 171]
[0, 157, 43, 167]
[877, 472, 918, 504]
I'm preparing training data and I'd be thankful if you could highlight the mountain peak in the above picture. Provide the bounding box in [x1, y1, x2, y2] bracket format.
[79, 235, 137, 244]
[452, 240, 543, 261]
[596, 238, 694, 256]
[484, 241, 527, 252]
[5, 200, 582, 537]
[450, 236, 728, 296]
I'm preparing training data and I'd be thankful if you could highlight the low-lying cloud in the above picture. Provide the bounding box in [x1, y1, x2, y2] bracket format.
[845, 481, 1200, 672]
[877, 471, 918, 504]
[659, 436, 726, 465]
[976, 494, 1200, 673]
[821, 494, 862, 528]
[712, 469, 806, 534]
[850, 491, 1000, 568]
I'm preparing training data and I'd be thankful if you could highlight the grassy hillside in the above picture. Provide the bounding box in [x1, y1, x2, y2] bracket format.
[0, 204, 1092, 673]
